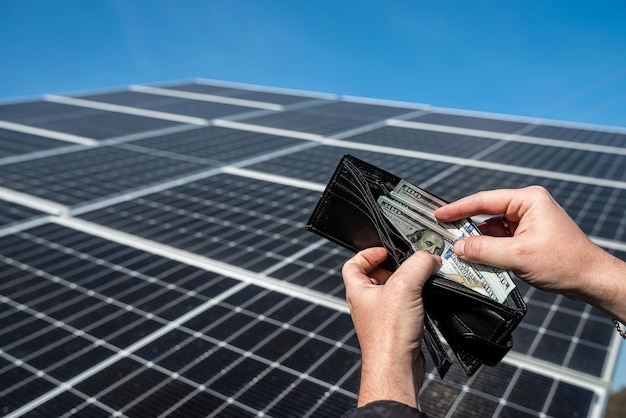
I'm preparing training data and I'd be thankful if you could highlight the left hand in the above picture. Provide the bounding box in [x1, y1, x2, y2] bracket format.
[342, 248, 441, 409]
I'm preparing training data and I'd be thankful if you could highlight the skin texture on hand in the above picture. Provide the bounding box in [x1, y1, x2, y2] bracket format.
[435, 186, 626, 323]
[342, 248, 441, 409]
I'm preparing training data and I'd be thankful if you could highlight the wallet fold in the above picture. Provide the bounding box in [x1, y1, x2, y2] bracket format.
[305, 154, 527, 377]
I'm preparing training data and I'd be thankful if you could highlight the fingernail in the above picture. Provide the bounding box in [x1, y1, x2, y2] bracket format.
[454, 240, 465, 257]
[433, 255, 443, 272]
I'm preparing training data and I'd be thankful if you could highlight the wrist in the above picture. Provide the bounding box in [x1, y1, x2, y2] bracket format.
[358, 349, 424, 409]
[576, 246, 626, 323]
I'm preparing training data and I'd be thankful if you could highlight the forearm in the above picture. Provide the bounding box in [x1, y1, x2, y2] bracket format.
[577, 246, 626, 324]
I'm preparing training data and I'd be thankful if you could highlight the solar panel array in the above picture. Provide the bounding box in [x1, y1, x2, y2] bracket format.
[0, 79, 623, 418]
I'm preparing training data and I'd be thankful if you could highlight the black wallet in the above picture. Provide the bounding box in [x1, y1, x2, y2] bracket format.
[305, 155, 527, 377]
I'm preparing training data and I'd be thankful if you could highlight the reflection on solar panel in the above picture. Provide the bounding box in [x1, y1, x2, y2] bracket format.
[0, 79, 623, 417]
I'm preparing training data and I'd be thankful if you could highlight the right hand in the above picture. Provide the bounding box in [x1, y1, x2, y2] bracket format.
[434, 186, 623, 308]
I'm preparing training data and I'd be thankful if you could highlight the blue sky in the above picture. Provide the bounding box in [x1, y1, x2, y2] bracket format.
[1, 0, 625, 391]
[1, 1, 626, 127]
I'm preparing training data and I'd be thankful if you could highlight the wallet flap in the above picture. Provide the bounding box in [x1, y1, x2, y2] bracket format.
[423, 277, 522, 374]
[306, 154, 413, 271]
[456, 333, 513, 367]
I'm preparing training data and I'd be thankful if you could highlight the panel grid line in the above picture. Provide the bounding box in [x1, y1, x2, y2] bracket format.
[130, 85, 285, 111]
[44, 95, 210, 126]
[388, 119, 626, 155]
[0, 119, 99, 146]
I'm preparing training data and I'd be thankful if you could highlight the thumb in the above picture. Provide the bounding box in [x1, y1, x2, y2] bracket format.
[342, 247, 389, 288]
[388, 251, 441, 290]
[454, 236, 520, 271]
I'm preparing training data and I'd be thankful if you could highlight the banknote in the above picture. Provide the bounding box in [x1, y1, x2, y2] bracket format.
[378, 196, 498, 300]
[391, 180, 475, 236]
[390, 180, 515, 293]
[377, 188, 515, 303]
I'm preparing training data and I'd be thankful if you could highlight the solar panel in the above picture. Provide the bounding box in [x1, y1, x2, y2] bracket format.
[0, 199, 46, 228]
[525, 124, 626, 146]
[0, 100, 182, 140]
[409, 111, 533, 134]
[0, 80, 622, 418]
[238, 101, 413, 136]
[76, 91, 263, 120]
[160, 80, 335, 106]
[122, 126, 307, 165]
[0, 128, 70, 158]
[0, 146, 210, 206]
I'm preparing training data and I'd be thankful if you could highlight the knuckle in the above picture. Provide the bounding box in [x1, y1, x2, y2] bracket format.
[464, 237, 483, 258]
[341, 260, 352, 275]
[526, 185, 550, 199]
[341, 254, 360, 275]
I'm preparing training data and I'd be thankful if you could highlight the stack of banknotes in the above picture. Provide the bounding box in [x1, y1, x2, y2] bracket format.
[377, 180, 515, 304]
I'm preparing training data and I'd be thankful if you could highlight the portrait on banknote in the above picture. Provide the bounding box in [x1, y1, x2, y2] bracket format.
[407, 229, 445, 256]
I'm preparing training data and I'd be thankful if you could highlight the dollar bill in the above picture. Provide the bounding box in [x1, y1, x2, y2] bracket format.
[392, 180, 475, 236]
[378, 196, 497, 300]
[378, 186, 516, 303]
[391, 180, 516, 294]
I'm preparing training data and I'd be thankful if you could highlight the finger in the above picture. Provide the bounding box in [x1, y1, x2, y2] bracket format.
[342, 247, 389, 288]
[454, 236, 523, 271]
[387, 251, 441, 290]
[435, 189, 524, 222]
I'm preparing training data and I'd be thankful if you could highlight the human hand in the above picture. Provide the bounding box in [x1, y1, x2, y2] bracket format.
[342, 248, 441, 409]
[435, 186, 626, 322]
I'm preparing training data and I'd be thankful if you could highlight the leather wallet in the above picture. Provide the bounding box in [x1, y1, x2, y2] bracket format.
[305, 155, 527, 377]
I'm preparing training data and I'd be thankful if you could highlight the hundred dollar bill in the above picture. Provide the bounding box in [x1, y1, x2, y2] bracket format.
[391, 180, 516, 297]
[377, 196, 498, 300]
[379, 186, 515, 302]
[391, 179, 475, 236]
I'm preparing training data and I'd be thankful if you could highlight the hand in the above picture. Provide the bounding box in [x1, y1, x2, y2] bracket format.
[435, 186, 626, 322]
[342, 247, 441, 409]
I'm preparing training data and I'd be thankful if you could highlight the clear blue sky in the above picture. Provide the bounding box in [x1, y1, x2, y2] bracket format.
[1, 1, 626, 127]
[1, 0, 625, 391]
